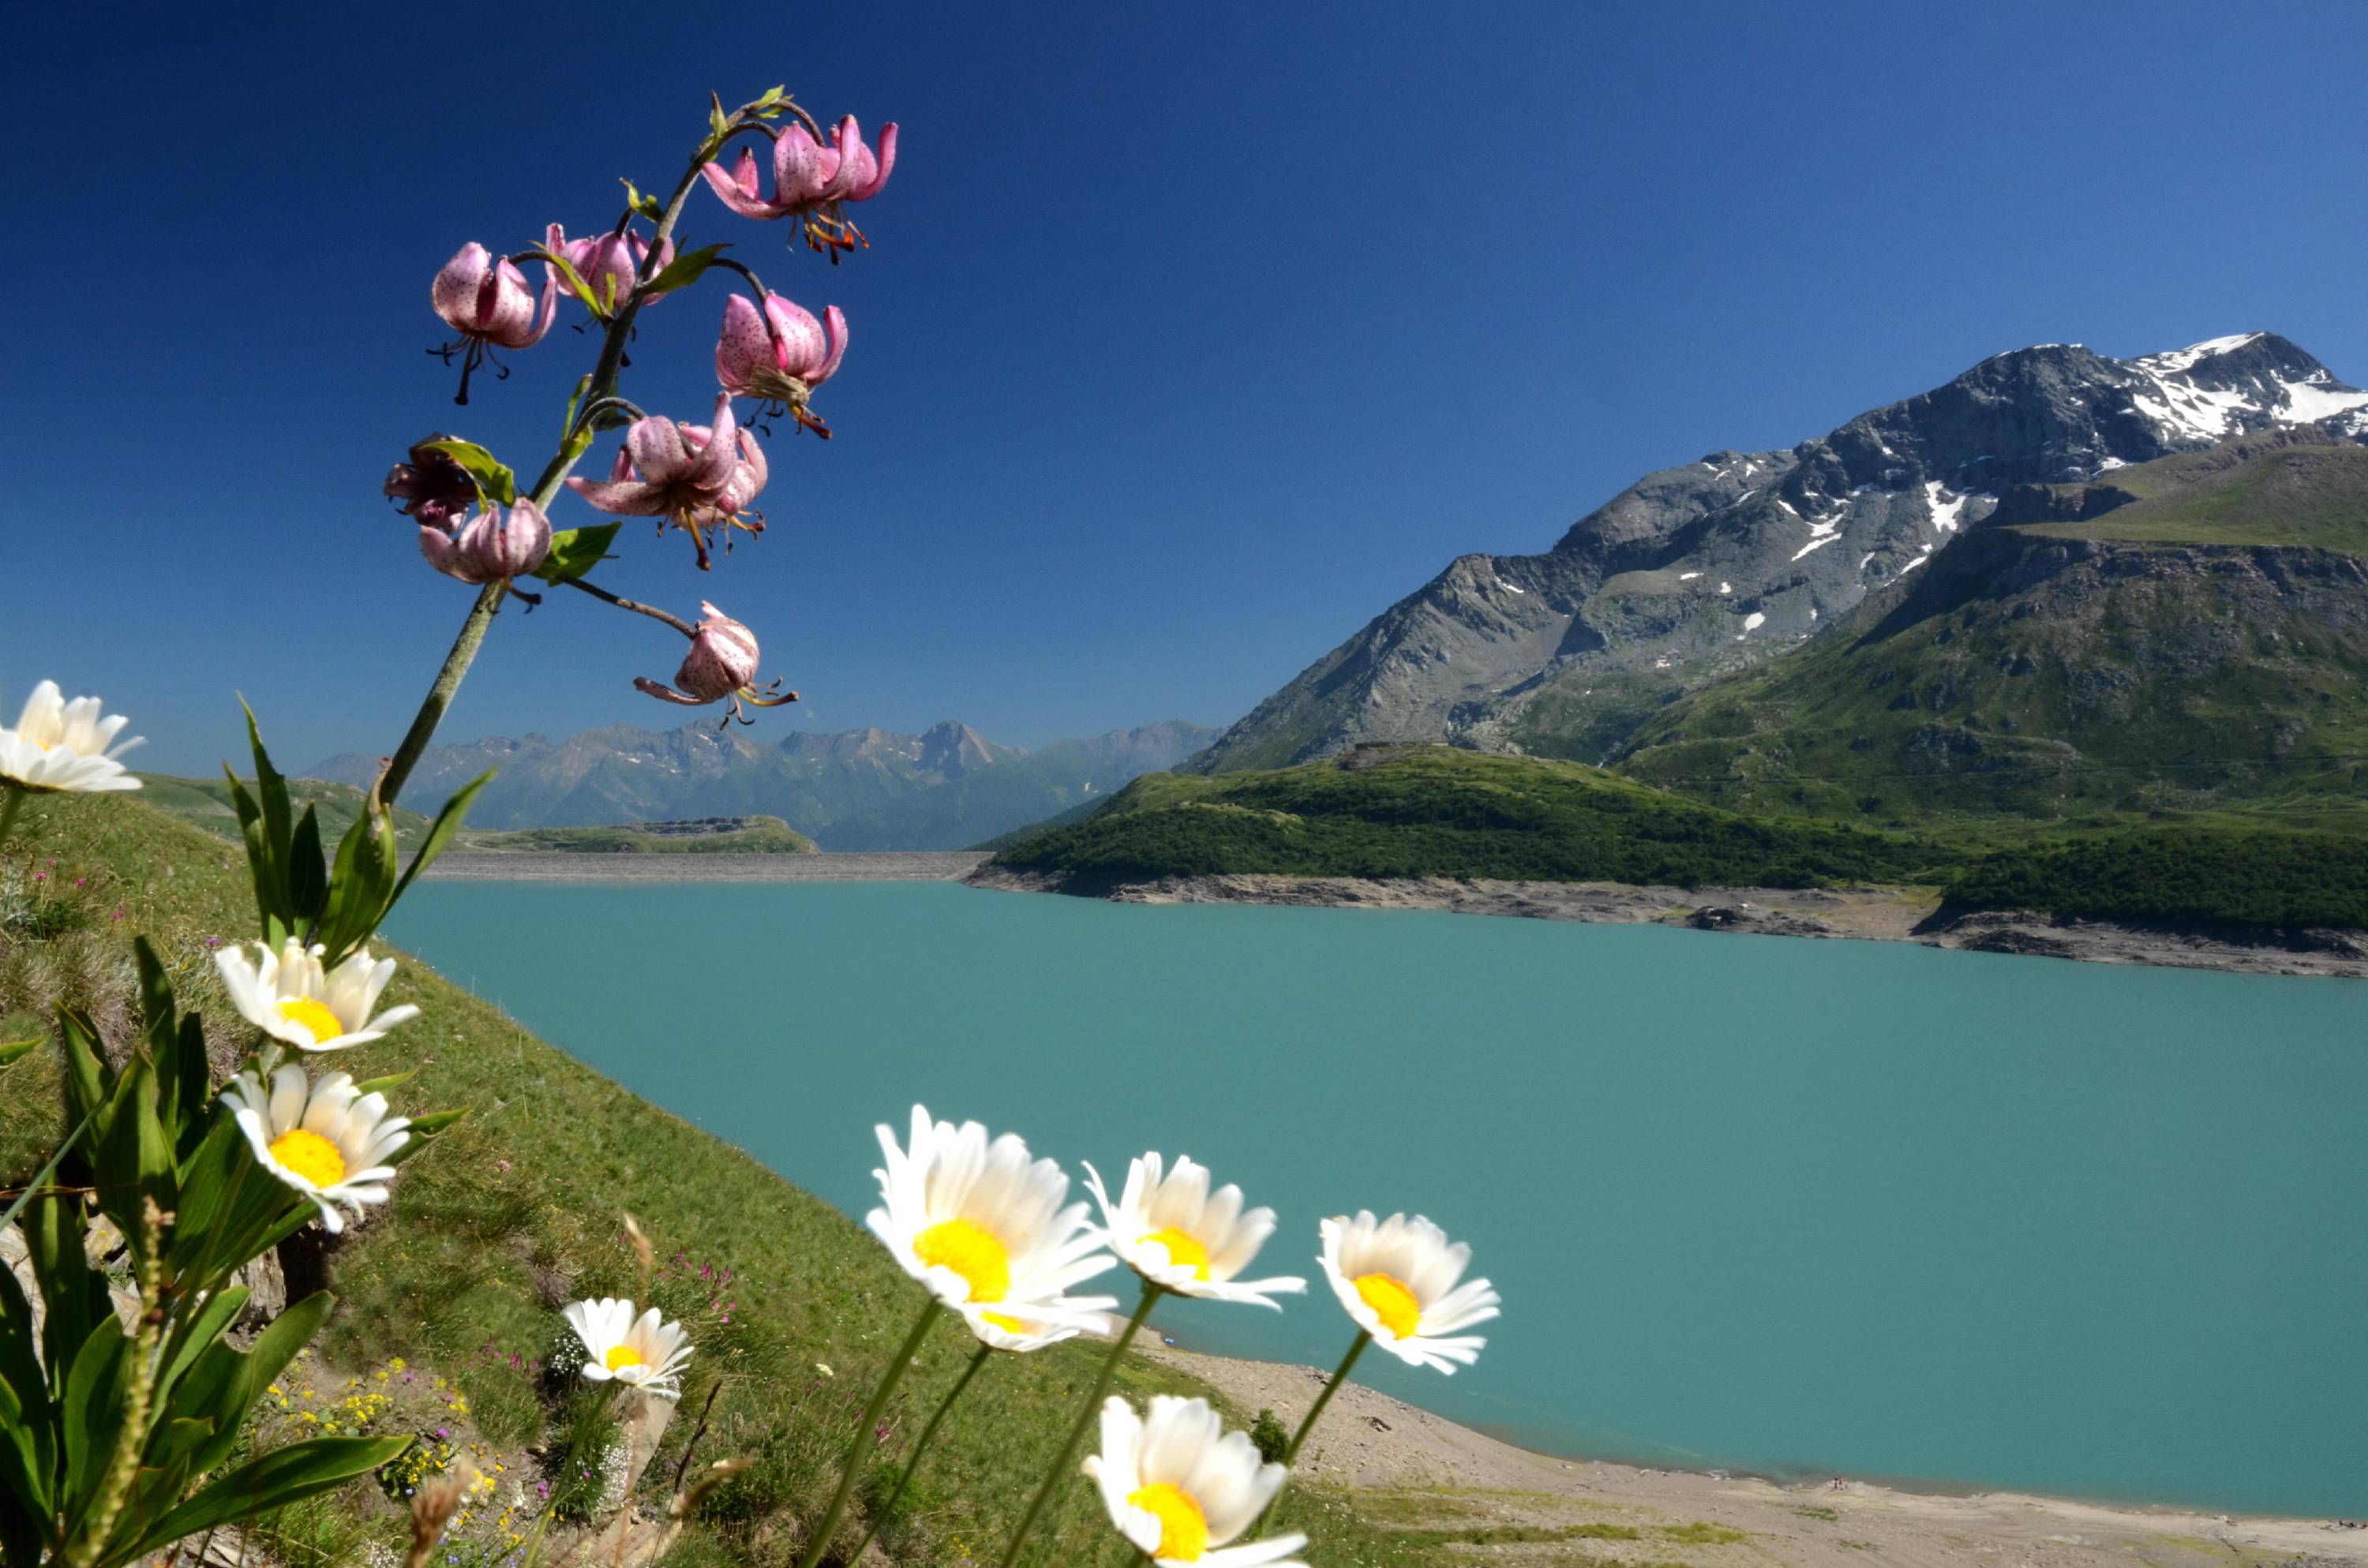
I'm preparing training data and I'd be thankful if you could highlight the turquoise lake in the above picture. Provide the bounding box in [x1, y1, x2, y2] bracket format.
[385, 881, 2368, 1517]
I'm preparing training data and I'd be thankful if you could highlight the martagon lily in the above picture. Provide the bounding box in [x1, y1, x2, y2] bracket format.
[717, 293, 845, 429]
[418, 499, 553, 585]
[566, 393, 769, 570]
[700, 114, 896, 254]
[635, 602, 796, 720]
[429, 242, 557, 402]
[545, 223, 675, 318]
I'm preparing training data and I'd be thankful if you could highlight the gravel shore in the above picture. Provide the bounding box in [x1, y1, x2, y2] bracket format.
[1145, 1342, 2368, 1567]
[414, 851, 992, 882]
[968, 865, 2368, 979]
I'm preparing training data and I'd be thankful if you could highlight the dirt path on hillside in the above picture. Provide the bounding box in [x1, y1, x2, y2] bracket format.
[1144, 1344, 2368, 1567]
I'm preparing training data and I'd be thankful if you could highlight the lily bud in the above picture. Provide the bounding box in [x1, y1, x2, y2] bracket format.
[418, 500, 553, 585]
[635, 602, 796, 719]
[431, 243, 557, 349]
[545, 223, 676, 316]
[716, 294, 845, 410]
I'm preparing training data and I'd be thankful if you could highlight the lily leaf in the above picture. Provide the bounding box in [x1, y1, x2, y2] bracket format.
[0, 1036, 37, 1066]
[418, 439, 517, 507]
[644, 242, 729, 297]
[531, 524, 620, 586]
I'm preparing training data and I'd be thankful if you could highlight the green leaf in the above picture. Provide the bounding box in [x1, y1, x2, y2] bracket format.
[418, 438, 518, 507]
[58, 1315, 129, 1526]
[288, 803, 328, 926]
[169, 1015, 211, 1162]
[179, 1290, 334, 1478]
[135, 1435, 414, 1557]
[530, 523, 621, 586]
[388, 1106, 470, 1165]
[350, 1068, 418, 1098]
[93, 1056, 174, 1250]
[244, 702, 295, 924]
[0, 1035, 39, 1066]
[709, 91, 731, 143]
[56, 1010, 110, 1133]
[530, 246, 605, 320]
[386, 770, 493, 914]
[24, 1196, 105, 1395]
[153, 1285, 247, 1416]
[644, 241, 729, 297]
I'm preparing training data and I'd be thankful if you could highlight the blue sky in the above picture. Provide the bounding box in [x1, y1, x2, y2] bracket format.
[7, 1, 2366, 775]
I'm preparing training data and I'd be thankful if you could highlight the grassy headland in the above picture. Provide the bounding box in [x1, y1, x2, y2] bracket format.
[0, 791, 1425, 1567]
[451, 816, 818, 855]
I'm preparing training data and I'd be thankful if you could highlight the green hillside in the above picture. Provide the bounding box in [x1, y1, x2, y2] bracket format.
[1613, 436, 2368, 825]
[995, 747, 1952, 886]
[138, 772, 437, 848]
[0, 792, 1430, 1568]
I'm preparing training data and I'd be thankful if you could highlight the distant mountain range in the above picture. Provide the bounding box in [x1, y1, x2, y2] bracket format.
[305, 719, 1218, 851]
[1192, 332, 2368, 772]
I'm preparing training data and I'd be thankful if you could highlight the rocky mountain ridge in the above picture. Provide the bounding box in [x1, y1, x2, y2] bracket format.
[308, 718, 1217, 851]
[1190, 333, 2368, 773]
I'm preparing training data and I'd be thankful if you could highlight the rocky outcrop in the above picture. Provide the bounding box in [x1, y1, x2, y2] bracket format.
[1190, 334, 2368, 773]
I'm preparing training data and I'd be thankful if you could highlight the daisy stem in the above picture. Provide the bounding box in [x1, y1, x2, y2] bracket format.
[998, 1283, 1163, 1568]
[845, 1341, 993, 1562]
[1254, 1328, 1371, 1537]
[797, 1297, 942, 1568]
[0, 784, 21, 852]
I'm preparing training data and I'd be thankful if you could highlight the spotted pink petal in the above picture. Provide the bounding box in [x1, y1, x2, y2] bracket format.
[848, 122, 897, 202]
[771, 122, 835, 207]
[715, 294, 775, 392]
[817, 117, 864, 201]
[431, 244, 494, 334]
[633, 676, 710, 706]
[681, 395, 741, 492]
[700, 153, 785, 219]
[812, 305, 847, 384]
[419, 522, 472, 580]
[564, 477, 665, 515]
[626, 417, 694, 485]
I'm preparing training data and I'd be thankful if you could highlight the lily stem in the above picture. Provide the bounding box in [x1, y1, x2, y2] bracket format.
[998, 1285, 1164, 1568]
[1253, 1329, 1370, 1537]
[796, 1298, 942, 1568]
[845, 1341, 994, 1563]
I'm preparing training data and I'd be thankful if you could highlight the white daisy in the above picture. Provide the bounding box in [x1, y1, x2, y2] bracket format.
[215, 937, 421, 1053]
[222, 1065, 410, 1233]
[561, 1298, 694, 1398]
[1083, 1395, 1307, 1567]
[1083, 1153, 1306, 1309]
[0, 681, 142, 794]
[1317, 1211, 1501, 1374]
[867, 1105, 1119, 1346]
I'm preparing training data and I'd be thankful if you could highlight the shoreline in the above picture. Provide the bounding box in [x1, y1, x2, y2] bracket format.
[1143, 1341, 2368, 1565]
[967, 864, 2368, 979]
[414, 850, 991, 882]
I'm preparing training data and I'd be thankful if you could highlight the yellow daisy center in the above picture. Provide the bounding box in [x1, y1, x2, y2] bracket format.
[1127, 1482, 1209, 1561]
[1141, 1226, 1212, 1280]
[1354, 1272, 1423, 1340]
[979, 1311, 1026, 1334]
[268, 1128, 347, 1188]
[913, 1218, 1011, 1304]
[276, 997, 347, 1043]
[604, 1345, 646, 1372]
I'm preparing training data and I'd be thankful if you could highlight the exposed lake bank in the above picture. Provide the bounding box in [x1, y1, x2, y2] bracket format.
[966, 864, 2368, 979]
[415, 849, 991, 881]
[1148, 1343, 2368, 1567]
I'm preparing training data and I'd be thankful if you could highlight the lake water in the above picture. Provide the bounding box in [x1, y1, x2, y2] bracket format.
[386, 881, 2368, 1517]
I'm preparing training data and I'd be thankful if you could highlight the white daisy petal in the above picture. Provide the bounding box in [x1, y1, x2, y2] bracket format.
[1083, 1396, 1310, 1567]
[0, 683, 142, 795]
[1087, 1154, 1305, 1308]
[1317, 1211, 1501, 1372]
[219, 1065, 410, 1231]
[867, 1105, 1119, 1351]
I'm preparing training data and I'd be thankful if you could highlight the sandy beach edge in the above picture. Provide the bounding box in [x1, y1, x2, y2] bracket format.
[1139, 1339, 2368, 1566]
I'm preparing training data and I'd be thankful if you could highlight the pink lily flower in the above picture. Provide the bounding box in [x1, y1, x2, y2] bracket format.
[635, 602, 797, 720]
[545, 223, 676, 316]
[716, 294, 845, 426]
[565, 393, 769, 571]
[418, 500, 553, 585]
[429, 242, 556, 403]
[700, 114, 897, 255]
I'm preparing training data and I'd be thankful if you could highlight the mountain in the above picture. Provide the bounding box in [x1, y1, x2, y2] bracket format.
[1612, 428, 2368, 821]
[305, 719, 1218, 851]
[1191, 333, 2368, 773]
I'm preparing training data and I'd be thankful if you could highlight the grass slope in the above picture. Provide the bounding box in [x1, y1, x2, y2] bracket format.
[995, 745, 2368, 931]
[452, 817, 817, 855]
[139, 773, 437, 848]
[997, 747, 1950, 887]
[0, 792, 1428, 1568]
